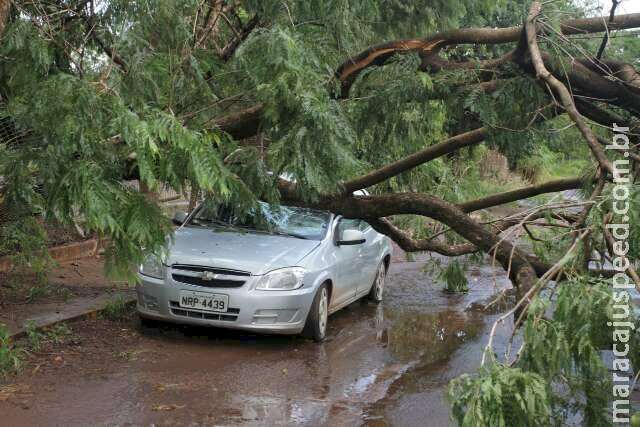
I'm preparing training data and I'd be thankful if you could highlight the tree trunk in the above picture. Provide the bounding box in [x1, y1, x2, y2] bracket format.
[0, 0, 10, 38]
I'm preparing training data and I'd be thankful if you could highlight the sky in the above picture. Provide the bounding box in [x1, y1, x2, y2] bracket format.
[591, 0, 640, 15]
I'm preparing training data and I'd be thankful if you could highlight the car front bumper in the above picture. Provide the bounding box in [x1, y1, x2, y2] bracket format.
[136, 274, 316, 335]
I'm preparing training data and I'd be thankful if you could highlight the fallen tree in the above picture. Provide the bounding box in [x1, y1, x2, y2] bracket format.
[1, 1, 639, 424]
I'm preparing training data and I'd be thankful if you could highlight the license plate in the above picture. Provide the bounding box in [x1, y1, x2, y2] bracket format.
[179, 291, 229, 313]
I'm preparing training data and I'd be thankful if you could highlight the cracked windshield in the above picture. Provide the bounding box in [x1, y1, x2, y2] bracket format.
[190, 203, 330, 240]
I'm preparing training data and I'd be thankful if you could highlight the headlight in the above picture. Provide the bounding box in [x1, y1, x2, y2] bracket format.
[139, 254, 165, 279]
[255, 267, 306, 291]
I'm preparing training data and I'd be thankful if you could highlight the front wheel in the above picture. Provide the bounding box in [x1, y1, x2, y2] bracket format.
[368, 262, 386, 303]
[302, 284, 329, 342]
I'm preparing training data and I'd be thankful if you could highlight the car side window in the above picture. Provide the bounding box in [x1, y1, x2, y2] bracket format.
[359, 220, 372, 233]
[336, 218, 361, 240]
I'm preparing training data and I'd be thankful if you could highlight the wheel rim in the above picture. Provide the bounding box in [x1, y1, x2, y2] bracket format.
[375, 266, 385, 299]
[318, 288, 328, 337]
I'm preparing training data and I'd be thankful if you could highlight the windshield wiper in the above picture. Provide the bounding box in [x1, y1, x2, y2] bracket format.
[271, 230, 309, 240]
[191, 218, 235, 228]
[192, 219, 309, 239]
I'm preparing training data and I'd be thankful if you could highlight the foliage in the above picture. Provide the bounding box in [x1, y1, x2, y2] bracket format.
[439, 260, 469, 293]
[0, 0, 611, 276]
[25, 321, 72, 350]
[452, 276, 639, 426]
[466, 76, 547, 167]
[0, 1, 638, 426]
[449, 362, 552, 427]
[347, 54, 448, 193]
[519, 277, 618, 425]
[24, 321, 43, 351]
[101, 295, 134, 321]
[0, 324, 26, 376]
[236, 26, 360, 197]
[517, 144, 590, 183]
[44, 323, 73, 344]
[0, 218, 51, 283]
[244, 0, 504, 50]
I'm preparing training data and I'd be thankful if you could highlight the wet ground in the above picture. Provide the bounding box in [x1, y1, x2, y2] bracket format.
[0, 255, 516, 426]
[0, 257, 128, 334]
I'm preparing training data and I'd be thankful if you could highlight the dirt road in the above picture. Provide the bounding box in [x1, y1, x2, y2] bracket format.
[0, 256, 514, 426]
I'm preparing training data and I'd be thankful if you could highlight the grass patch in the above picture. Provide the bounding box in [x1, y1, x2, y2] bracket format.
[25, 321, 73, 351]
[1, 321, 74, 377]
[25, 321, 43, 351]
[46, 323, 72, 343]
[25, 283, 75, 303]
[101, 295, 134, 321]
[0, 279, 76, 305]
[517, 145, 590, 183]
[25, 283, 53, 302]
[0, 324, 27, 376]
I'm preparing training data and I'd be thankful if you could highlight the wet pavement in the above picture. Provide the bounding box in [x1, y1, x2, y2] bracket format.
[1, 255, 515, 426]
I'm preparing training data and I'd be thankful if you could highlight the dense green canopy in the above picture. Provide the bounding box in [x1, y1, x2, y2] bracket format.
[1, 0, 639, 425]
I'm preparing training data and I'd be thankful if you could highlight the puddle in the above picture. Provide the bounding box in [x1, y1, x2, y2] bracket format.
[0, 253, 516, 426]
[360, 253, 515, 427]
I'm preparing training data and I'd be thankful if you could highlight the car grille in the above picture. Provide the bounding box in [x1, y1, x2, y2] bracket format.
[171, 264, 250, 288]
[169, 301, 240, 322]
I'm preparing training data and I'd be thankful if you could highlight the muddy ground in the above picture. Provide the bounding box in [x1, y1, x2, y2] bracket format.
[0, 255, 519, 426]
[0, 257, 129, 334]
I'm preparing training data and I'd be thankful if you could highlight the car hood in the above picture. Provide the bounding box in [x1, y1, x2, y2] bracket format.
[166, 226, 321, 275]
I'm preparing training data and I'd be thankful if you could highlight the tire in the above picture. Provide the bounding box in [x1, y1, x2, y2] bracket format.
[368, 262, 386, 303]
[302, 284, 329, 342]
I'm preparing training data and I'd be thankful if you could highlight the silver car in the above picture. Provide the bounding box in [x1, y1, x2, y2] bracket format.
[136, 201, 392, 341]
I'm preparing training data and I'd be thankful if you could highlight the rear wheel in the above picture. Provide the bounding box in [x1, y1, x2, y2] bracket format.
[302, 284, 329, 342]
[368, 262, 386, 303]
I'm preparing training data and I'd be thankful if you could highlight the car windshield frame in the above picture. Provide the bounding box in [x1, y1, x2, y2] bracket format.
[186, 202, 331, 241]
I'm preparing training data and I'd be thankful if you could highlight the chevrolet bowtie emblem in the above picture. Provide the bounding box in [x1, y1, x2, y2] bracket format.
[201, 271, 219, 281]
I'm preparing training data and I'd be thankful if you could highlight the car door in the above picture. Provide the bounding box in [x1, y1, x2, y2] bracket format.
[330, 217, 366, 310]
[356, 220, 382, 296]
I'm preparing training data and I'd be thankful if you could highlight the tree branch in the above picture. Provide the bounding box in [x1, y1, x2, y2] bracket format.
[597, 135, 640, 162]
[525, 2, 616, 178]
[95, 38, 128, 73]
[193, 0, 225, 49]
[336, 12, 640, 98]
[204, 12, 640, 140]
[341, 127, 487, 193]
[522, 52, 640, 117]
[577, 58, 640, 91]
[285, 191, 539, 293]
[576, 99, 640, 134]
[212, 103, 263, 139]
[458, 177, 587, 213]
[366, 217, 477, 256]
[220, 15, 259, 61]
[366, 214, 558, 277]
[595, 0, 620, 59]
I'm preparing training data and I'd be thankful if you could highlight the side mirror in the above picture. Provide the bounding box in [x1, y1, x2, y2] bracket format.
[337, 229, 366, 246]
[173, 211, 188, 226]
